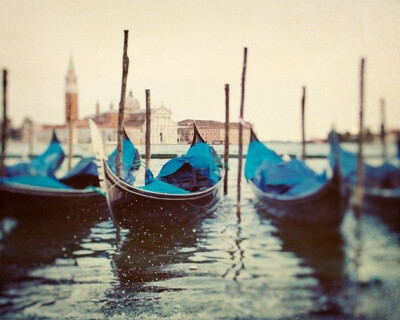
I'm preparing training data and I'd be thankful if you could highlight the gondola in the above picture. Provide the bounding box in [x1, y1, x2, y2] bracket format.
[329, 131, 400, 224]
[0, 131, 109, 217]
[90, 120, 223, 230]
[245, 129, 346, 227]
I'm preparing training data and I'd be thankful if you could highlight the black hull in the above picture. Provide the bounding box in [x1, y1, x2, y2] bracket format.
[362, 187, 400, 228]
[104, 162, 221, 230]
[251, 179, 346, 228]
[0, 184, 107, 220]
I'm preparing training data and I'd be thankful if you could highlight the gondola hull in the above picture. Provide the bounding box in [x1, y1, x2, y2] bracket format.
[250, 179, 346, 228]
[0, 183, 107, 220]
[104, 162, 221, 229]
[361, 187, 400, 227]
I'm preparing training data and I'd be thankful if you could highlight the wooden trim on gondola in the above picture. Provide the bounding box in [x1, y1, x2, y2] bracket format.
[104, 160, 222, 201]
[0, 182, 102, 198]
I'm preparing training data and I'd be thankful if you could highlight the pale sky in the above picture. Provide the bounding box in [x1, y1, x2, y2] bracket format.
[1, 0, 400, 141]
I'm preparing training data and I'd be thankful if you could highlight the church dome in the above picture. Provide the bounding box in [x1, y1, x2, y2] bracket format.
[125, 90, 140, 111]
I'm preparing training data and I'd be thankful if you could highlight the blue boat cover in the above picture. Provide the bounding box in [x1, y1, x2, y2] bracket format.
[137, 136, 222, 194]
[158, 142, 222, 188]
[59, 156, 100, 189]
[6, 131, 64, 178]
[1, 176, 73, 189]
[245, 133, 326, 196]
[61, 157, 98, 180]
[107, 130, 141, 184]
[139, 169, 190, 194]
[1, 132, 101, 191]
[245, 139, 282, 182]
[328, 130, 400, 189]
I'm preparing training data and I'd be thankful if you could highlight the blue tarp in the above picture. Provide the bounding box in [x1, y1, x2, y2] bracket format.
[1, 176, 73, 189]
[1, 132, 101, 190]
[60, 157, 100, 189]
[138, 140, 222, 194]
[6, 131, 65, 178]
[328, 131, 400, 189]
[140, 169, 190, 194]
[1, 157, 100, 190]
[245, 140, 282, 182]
[107, 131, 141, 184]
[61, 157, 98, 180]
[186, 141, 222, 168]
[253, 159, 325, 186]
[245, 136, 326, 196]
[158, 142, 222, 188]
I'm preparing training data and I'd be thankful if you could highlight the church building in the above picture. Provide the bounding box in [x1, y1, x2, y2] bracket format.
[87, 90, 179, 145]
[38, 59, 179, 145]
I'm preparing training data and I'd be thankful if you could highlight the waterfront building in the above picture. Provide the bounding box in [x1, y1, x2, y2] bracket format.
[178, 119, 252, 144]
[38, 59, 179, 145]
[88, 92, 179, 145]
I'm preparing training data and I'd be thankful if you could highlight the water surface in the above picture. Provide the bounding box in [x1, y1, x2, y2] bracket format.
[1, 143, 399, 319]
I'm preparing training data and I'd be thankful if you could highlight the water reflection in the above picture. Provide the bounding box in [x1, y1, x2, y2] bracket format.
[112, 223, 202, 291]
[0, 212, 105, 316]
[102, 218, 205, 317]
[257, 210, 346, 316]
[221, 220, 245, 282]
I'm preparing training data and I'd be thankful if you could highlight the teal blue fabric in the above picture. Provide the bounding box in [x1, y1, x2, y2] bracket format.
[285, 178, 325, 196]
[141, 168, 191, 194]
[254, 159, 325, 186]
[60, 157, 97, 180]
[6, 131, 64, 178]
[245, 140, 282, 181]
[186, 142, 222, 168]
[0, 176, 73, 189]
[107, 132, 141, 184]
[59, 157, 100, 189]
[3, 133, 101, 190]
[328, 130, 400, 188]
[245, 137, 326, 196]
[158, 142, 222, 186]
[139, 179, 190, 194]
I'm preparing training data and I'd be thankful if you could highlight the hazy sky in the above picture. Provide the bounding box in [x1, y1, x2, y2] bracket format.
[1, 0, 400, 141]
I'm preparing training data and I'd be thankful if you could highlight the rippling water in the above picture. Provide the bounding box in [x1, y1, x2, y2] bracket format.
[1, 143, 399, 319]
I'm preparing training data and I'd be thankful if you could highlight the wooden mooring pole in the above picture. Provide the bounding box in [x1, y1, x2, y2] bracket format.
[145, 89, 151, 173]
[236, 48, 248, 219]
[116, 30, 130, 178]
[301, 86, 306, 161]
[0, 70, 7, 176]
[353, 58, 365, 218]
[224, 84, 230, 195]
[380, 98, 387, 162]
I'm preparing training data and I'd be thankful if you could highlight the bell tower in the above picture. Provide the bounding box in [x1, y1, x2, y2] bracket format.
[65, 57, 78, 123]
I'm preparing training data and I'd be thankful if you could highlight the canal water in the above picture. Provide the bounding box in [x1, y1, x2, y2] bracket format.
[0, 142, 399, 319]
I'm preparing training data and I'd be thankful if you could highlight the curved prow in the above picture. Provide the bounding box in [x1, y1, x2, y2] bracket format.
[191, 122, 206, 146]
[51, 130, 60, 143]
[123, 128, 141, 172]
[250, 128, 259, 143]
[327, 130, 341, 175]
[89, 119, 119, 228]
[123, 127, 130, 141]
